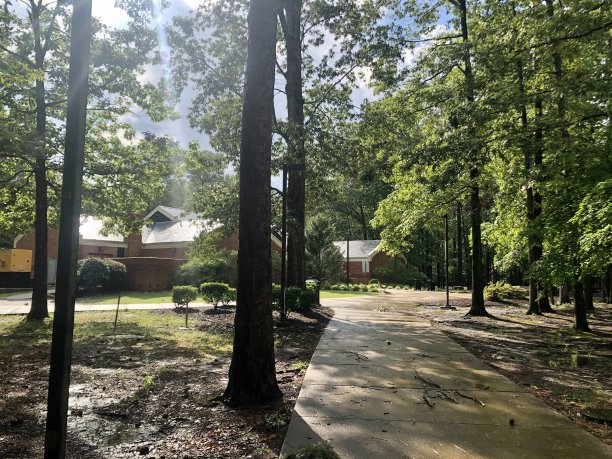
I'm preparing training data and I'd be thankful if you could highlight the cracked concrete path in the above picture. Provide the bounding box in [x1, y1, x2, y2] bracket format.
[281, 291, 611, 458]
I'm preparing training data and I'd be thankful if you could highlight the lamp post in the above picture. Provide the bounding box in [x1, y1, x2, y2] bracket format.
[442, 214, 455, 310]
[280, 163, 305, 323]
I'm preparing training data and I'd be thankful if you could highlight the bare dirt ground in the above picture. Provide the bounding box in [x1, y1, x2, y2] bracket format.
[0, 305, 333, 458]
[413, 295, 612, 445]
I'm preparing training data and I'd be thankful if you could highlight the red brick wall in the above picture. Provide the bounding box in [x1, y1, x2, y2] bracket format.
[140, 247, 187, 259]
[127, 233, 142, 257]
[16, 229, 59, 259]
[78, 244, 119, 259]
[112, 257, 186, 291]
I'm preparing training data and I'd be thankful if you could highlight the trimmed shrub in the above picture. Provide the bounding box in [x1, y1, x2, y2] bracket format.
[359, 284, 368, 292]
[200, 282, 230, 311]
[105, 259, 127, 291]
[285, 286, 302, 314]
[484, 281, 526, 301]
[172, 285, 198, 307]
[221, 287, 236, 306]
[301, 287, 319, 308]
[368, 278, 380, 285]
[367, 284, 379, 292]
[77, 258, 109, 293]
[351, 284, 360, 291]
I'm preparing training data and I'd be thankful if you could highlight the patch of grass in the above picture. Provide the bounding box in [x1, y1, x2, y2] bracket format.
[0, 310, 232, 357]
[319, 290, 380, 299]
[0, 289, 30, 299]
[77, 290, 175, 305]
[292, 360, 309, 372]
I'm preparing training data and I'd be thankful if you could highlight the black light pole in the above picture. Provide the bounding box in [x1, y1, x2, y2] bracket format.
[442, 214, 454, 310]
[44, 1, 93, 457]
[346, 225, 350, 286]
[279, 163, 304, 323]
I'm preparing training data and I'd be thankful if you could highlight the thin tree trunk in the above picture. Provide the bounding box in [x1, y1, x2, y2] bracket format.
[573, 281, 590, 332]
[559, 284, 571, 304]
[224, 0, 281, 406]
[584, 274, 594, 311]
[281, 0, 306, 289]
[28, 5, 49, 320]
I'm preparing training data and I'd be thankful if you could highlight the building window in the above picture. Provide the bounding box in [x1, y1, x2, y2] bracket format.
[117, 247, 125, 258]
[362, 260, 370, 273]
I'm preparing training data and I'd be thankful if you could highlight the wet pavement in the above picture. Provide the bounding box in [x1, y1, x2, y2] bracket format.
[280, 291, 612, 458]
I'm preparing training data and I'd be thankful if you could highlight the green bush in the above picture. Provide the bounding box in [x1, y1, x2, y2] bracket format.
[368, 278, 380, 285]
[272, 284, 282, 305]
[77, 258, 110, 293]
[200, 282, 230, 311]
[172, 285, 198, 307]
[105, 259, 127, 291]
[173, 257, 237, 288]
[484, 281, 526, 301]
[285, 286, 302, 313]
[351, 284, 360, 291]
[359, 284, 368, 292]
[367, 284, 379, 292]
[221, 287, 236, 306]
[301, 286, 319, 308]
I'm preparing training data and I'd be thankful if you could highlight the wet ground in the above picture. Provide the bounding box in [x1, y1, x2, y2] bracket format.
[0, 306, 333, 458]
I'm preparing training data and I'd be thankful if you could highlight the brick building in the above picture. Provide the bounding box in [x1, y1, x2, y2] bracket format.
[332, 240, 404, 284]
[15, 205, 281, 290]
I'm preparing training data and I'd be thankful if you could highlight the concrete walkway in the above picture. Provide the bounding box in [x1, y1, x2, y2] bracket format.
[281, 291, 611, 458]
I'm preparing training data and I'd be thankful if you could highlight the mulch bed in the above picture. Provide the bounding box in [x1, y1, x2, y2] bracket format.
[0, 306, 333, 458]
[415, 298, 612, 445]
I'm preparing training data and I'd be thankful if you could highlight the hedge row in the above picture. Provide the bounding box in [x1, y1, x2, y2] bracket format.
[77, 257, 127, 293]
[172, 282, 237, 310]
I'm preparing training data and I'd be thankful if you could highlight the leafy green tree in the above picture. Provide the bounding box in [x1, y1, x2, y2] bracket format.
[304, 216, 344, 284]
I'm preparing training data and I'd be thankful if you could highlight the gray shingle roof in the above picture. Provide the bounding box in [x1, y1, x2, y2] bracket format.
[332, 240, 382, 260]
[141, 220, 203, 245]
[79, 217, 125, 243]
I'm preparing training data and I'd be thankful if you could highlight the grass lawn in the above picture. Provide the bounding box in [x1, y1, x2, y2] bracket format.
[0, 289, 30, 299]
[319, 289, 380, 298]
[77, 289, 379, 304]
[77, 290, 175, 304]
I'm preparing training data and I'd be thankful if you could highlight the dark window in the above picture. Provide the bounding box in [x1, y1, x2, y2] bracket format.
[117, 247, 126, 257]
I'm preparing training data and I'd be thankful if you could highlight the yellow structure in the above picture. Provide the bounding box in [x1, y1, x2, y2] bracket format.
[0, 249, 32, 273]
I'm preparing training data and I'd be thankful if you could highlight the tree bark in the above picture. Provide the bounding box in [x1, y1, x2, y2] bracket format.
[282, 0, 306, 289]
[456, 0, 486, 316]
[455, 202, 463, 286]
[28, 5, 49, 320]
[224, 0, 281, 406]
[583, 274, 594, 311]
[573, 281, 590, 332]
[559, 284, 571, 304]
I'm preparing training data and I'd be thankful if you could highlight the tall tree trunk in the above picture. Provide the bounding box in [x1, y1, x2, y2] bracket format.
[604, 265, 612, 303]
[224, 0, 281, 406]
[28, 5, 49, 320]
[583, 274, 594, 311]
[281, 0, 306, 289]
[534, 97, 553, 313]
[455, 202, 463, 286]
[456, 0, 486, 316]
[573, 281, 590, 332]
[518, 56, 540, 315]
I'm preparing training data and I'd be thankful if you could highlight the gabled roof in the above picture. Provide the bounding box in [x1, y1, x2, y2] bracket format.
[143, 205, 197, 223]
[333, 240, 382, 260]
[142, 220, 209, 245]
[79, 217, 126, 243]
